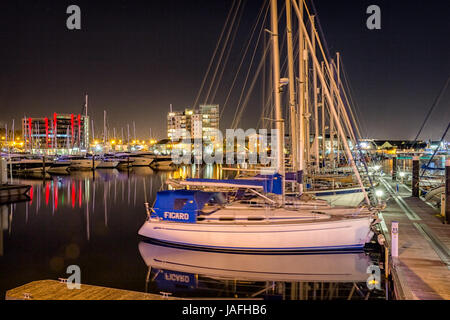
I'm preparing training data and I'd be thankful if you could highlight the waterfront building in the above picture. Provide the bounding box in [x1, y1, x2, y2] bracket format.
[22, 113, 90, 155]
[167, 104, 219, 143]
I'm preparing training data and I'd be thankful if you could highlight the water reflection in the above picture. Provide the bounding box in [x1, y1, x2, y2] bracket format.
[0, 164, 386, 299]
[139, 242, 383, 300]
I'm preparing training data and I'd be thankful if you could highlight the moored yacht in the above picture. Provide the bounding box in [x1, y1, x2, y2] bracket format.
[138, 186, 376, 252]
[58, 155, 101, 170]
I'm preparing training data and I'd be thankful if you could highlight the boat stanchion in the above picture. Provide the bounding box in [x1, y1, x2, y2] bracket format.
[445, 158, 450, 224]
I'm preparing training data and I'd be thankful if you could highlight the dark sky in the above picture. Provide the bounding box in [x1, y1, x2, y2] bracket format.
[0, 0, 448, 140]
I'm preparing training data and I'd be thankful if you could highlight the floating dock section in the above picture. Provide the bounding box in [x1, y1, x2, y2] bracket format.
[378, 176, 450, 300]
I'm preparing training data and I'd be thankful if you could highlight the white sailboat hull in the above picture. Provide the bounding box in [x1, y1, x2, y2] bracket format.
[138, 216, 374, 252]
[97, 161, 119, 169]
[130, 157, 152, 166]
[69, 160, 101, 170]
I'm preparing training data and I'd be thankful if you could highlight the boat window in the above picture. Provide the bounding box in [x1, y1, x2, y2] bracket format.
[247, 217, 265, 221]
[173, 198, 189, 210]
[219, 217, 235, 221]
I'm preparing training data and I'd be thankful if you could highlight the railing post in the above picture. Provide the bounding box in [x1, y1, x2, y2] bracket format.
[391, 221, 399, 258]
[412, 156, 420, 197]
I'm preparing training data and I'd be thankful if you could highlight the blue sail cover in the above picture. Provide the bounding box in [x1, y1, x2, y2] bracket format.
[185, 173, 283, 195]
[153, 190, 217, 223]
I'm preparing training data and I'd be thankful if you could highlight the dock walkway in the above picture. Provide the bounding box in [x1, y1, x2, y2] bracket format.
[5, 280, 182, 300]
[377, 176, 450, 300]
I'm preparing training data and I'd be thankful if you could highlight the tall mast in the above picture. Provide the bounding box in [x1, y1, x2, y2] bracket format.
[311, 15, 319, 172]
[270, 0, 285, 200]
[329, 59, 335, 169]
[297, 0, 304, 194]
[103, 110, 107, 144]
[292, 0, 371, 205]
[286, 0, 297, 176]
[321, 61, 326, 170]
[85, 94, 89, 152]
[336, 53, 341, 167]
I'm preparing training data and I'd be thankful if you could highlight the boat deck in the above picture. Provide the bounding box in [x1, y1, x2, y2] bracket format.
[377, 176, 450, 300]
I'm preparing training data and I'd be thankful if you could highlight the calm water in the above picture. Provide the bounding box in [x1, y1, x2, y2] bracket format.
[0, 166, 387, 300]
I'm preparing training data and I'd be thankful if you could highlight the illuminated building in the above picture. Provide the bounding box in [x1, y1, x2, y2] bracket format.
[22, 113, 90, 154]
[167, 104, 219, 142]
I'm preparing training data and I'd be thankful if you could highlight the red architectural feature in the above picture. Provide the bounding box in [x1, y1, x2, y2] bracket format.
[71, 114, 74, 146]
[53, 113, 57, 146]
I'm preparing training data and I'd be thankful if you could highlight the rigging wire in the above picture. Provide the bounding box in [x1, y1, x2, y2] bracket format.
[420, 121, 450, 178]
[204, 0, 244, 105]
[209, 1, 246, 104]
[192, 0, 237, 110]
[231, 2, 286, 129]
[221, 0, 270, 119]
[411, 76, 450, 148]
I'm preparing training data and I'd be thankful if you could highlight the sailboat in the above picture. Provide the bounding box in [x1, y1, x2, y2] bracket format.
[138, 0, 378, 252]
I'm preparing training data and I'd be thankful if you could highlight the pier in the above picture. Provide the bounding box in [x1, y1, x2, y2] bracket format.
[377, 176, 450, 300]
[5, 280, 182, 300]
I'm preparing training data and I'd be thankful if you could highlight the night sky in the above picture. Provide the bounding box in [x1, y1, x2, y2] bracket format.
[0, 0, 448, 140]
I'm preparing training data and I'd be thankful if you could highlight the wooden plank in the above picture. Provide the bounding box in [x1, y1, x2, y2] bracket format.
[5, 280, 182, 300]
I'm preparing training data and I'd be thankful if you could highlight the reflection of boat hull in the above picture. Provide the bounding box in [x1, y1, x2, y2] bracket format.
[150, 158, 174, 170]
[138, 242, 372, 282]
[48, 162, 70, 174]
[0, 184, 31, 204]
[8, 160, 49, 173]
[138, 216, 374, 252]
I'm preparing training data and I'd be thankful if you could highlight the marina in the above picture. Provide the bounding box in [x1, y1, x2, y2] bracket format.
[0, 0, 449, 305]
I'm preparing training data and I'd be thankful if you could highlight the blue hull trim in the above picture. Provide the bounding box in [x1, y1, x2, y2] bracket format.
[140, 237, 365, 253]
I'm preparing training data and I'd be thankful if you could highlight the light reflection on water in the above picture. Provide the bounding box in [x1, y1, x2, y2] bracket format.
[0, 165, 386, 300]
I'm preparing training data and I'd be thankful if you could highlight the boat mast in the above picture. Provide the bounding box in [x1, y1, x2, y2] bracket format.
[329, 59, 335, 170]
[321, 61, 326, 171]
[286, 0, 297, 180]
[297, 0, 304, 194]
[336, 53, 341, 167]
[85, 94, 89, 153]
[311, 15, 319, 173]
[270, 0, 285, 202]
[103, 110, 107, 145]
[291, 0, 371, 205]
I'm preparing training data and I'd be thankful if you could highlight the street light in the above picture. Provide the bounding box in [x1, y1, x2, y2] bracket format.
[399, 171, 405, 184]
[375, 189, 384, 199]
